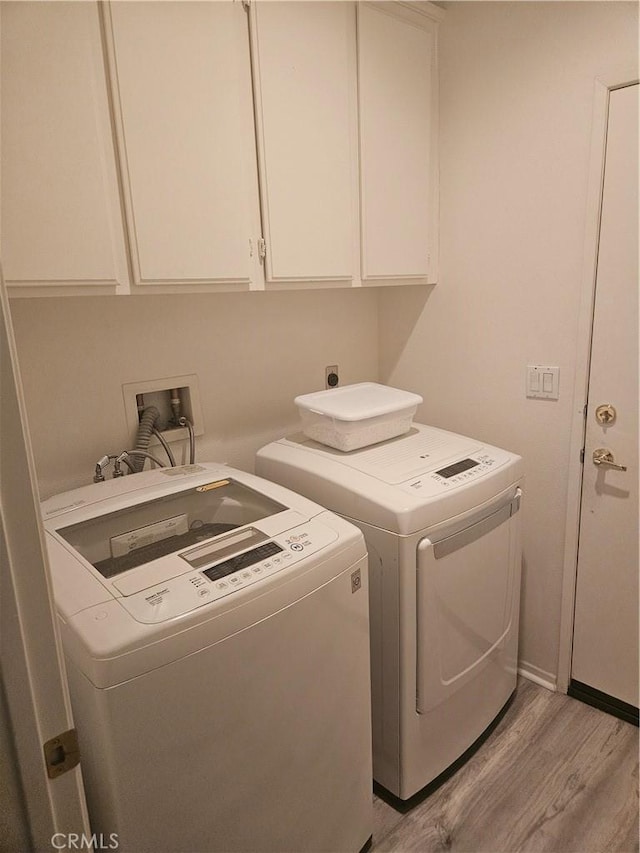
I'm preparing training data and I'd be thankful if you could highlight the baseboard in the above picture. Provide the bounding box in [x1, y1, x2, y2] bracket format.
[518, 662, 557, 692]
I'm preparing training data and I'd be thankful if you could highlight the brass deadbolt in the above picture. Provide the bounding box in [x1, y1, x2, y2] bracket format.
[595, 404, 616, 425]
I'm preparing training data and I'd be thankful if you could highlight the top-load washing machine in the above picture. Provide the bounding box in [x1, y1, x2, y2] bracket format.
[42, 463, 372, 852]
[257, 423, 523, 801]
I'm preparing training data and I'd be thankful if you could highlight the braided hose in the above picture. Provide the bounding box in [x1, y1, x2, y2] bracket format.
[131, 406, 160, 473]
[179, 416, 196, 464]
[153, 427, 176, 467]
[118, 450, 166, 473]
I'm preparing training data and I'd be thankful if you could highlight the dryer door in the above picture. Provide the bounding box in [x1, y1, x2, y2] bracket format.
[416, 490, 521, 714]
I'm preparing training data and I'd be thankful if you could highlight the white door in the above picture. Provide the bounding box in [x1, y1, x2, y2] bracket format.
[0, 268, 90, 846]
[571, 84, 639, 712]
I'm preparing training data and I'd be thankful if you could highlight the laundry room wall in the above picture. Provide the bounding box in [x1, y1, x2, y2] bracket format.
[379, 1, 639, 686]
[9, 289, 379, 499]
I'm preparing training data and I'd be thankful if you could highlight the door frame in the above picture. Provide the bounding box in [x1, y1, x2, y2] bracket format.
[557, 70, 639, 693]
[0, 266, 91, 846]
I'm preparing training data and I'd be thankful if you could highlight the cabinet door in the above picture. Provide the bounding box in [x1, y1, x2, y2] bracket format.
[251, 2, 359, 286]
[1, 2, 128, 295]
[358, 3, 439, 284]
[105, 1, 262, 290]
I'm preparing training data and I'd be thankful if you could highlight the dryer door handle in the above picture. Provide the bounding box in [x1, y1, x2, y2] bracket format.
[432, 490, 521, 560]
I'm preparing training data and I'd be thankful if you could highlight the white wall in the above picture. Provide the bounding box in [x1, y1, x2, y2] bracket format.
[379, 1, 639, 685]
[10, 289, 379, 499]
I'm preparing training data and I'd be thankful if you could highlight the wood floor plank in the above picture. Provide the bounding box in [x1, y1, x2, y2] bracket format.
[372, 795, 406, 842]
[371, 680, 639, 853]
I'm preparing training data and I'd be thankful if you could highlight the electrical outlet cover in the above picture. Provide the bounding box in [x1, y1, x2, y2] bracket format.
[325, 365, 339, 389]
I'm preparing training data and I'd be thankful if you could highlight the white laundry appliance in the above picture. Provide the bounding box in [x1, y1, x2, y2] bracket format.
[257, 424, 523, 801]
[41, 464, 373, 853]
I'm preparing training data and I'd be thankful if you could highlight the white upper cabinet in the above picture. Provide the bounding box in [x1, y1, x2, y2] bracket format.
[250, 2, 360, 286]
[1, 2, 129, 295]
[1, 1, 441, 296]
[358, 2, 440, 284]
[104, 1, 262, 290]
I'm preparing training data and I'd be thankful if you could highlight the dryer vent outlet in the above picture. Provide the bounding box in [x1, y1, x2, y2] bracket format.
[325, 365, 339, 389]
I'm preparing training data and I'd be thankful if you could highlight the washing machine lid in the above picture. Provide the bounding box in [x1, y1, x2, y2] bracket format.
[41, 465, 368, 688]
[41, 463, 331, 620]
[256, 424, 524, 534]
[54, 477, 287, 582]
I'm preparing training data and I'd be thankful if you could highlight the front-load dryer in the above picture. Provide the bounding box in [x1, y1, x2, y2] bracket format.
[42, 464, 372, 852]
[256, 424, 523, 801]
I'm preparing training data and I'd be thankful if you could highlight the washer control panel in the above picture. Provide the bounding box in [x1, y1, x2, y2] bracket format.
[118, 520, 337, 624]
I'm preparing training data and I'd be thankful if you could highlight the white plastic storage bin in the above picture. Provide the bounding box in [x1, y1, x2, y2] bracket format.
[295, 383, 423, 451]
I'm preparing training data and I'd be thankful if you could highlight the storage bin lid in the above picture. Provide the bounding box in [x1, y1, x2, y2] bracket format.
[294, 383, 422, 421]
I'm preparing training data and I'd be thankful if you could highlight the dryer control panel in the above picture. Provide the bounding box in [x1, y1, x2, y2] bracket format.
[402, 452, 503, 495]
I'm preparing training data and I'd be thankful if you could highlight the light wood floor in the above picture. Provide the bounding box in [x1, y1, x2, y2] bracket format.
[370, 679, 639, 853]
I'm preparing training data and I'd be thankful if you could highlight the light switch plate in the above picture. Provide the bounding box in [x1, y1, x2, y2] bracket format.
[526, 365, 560, 399]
